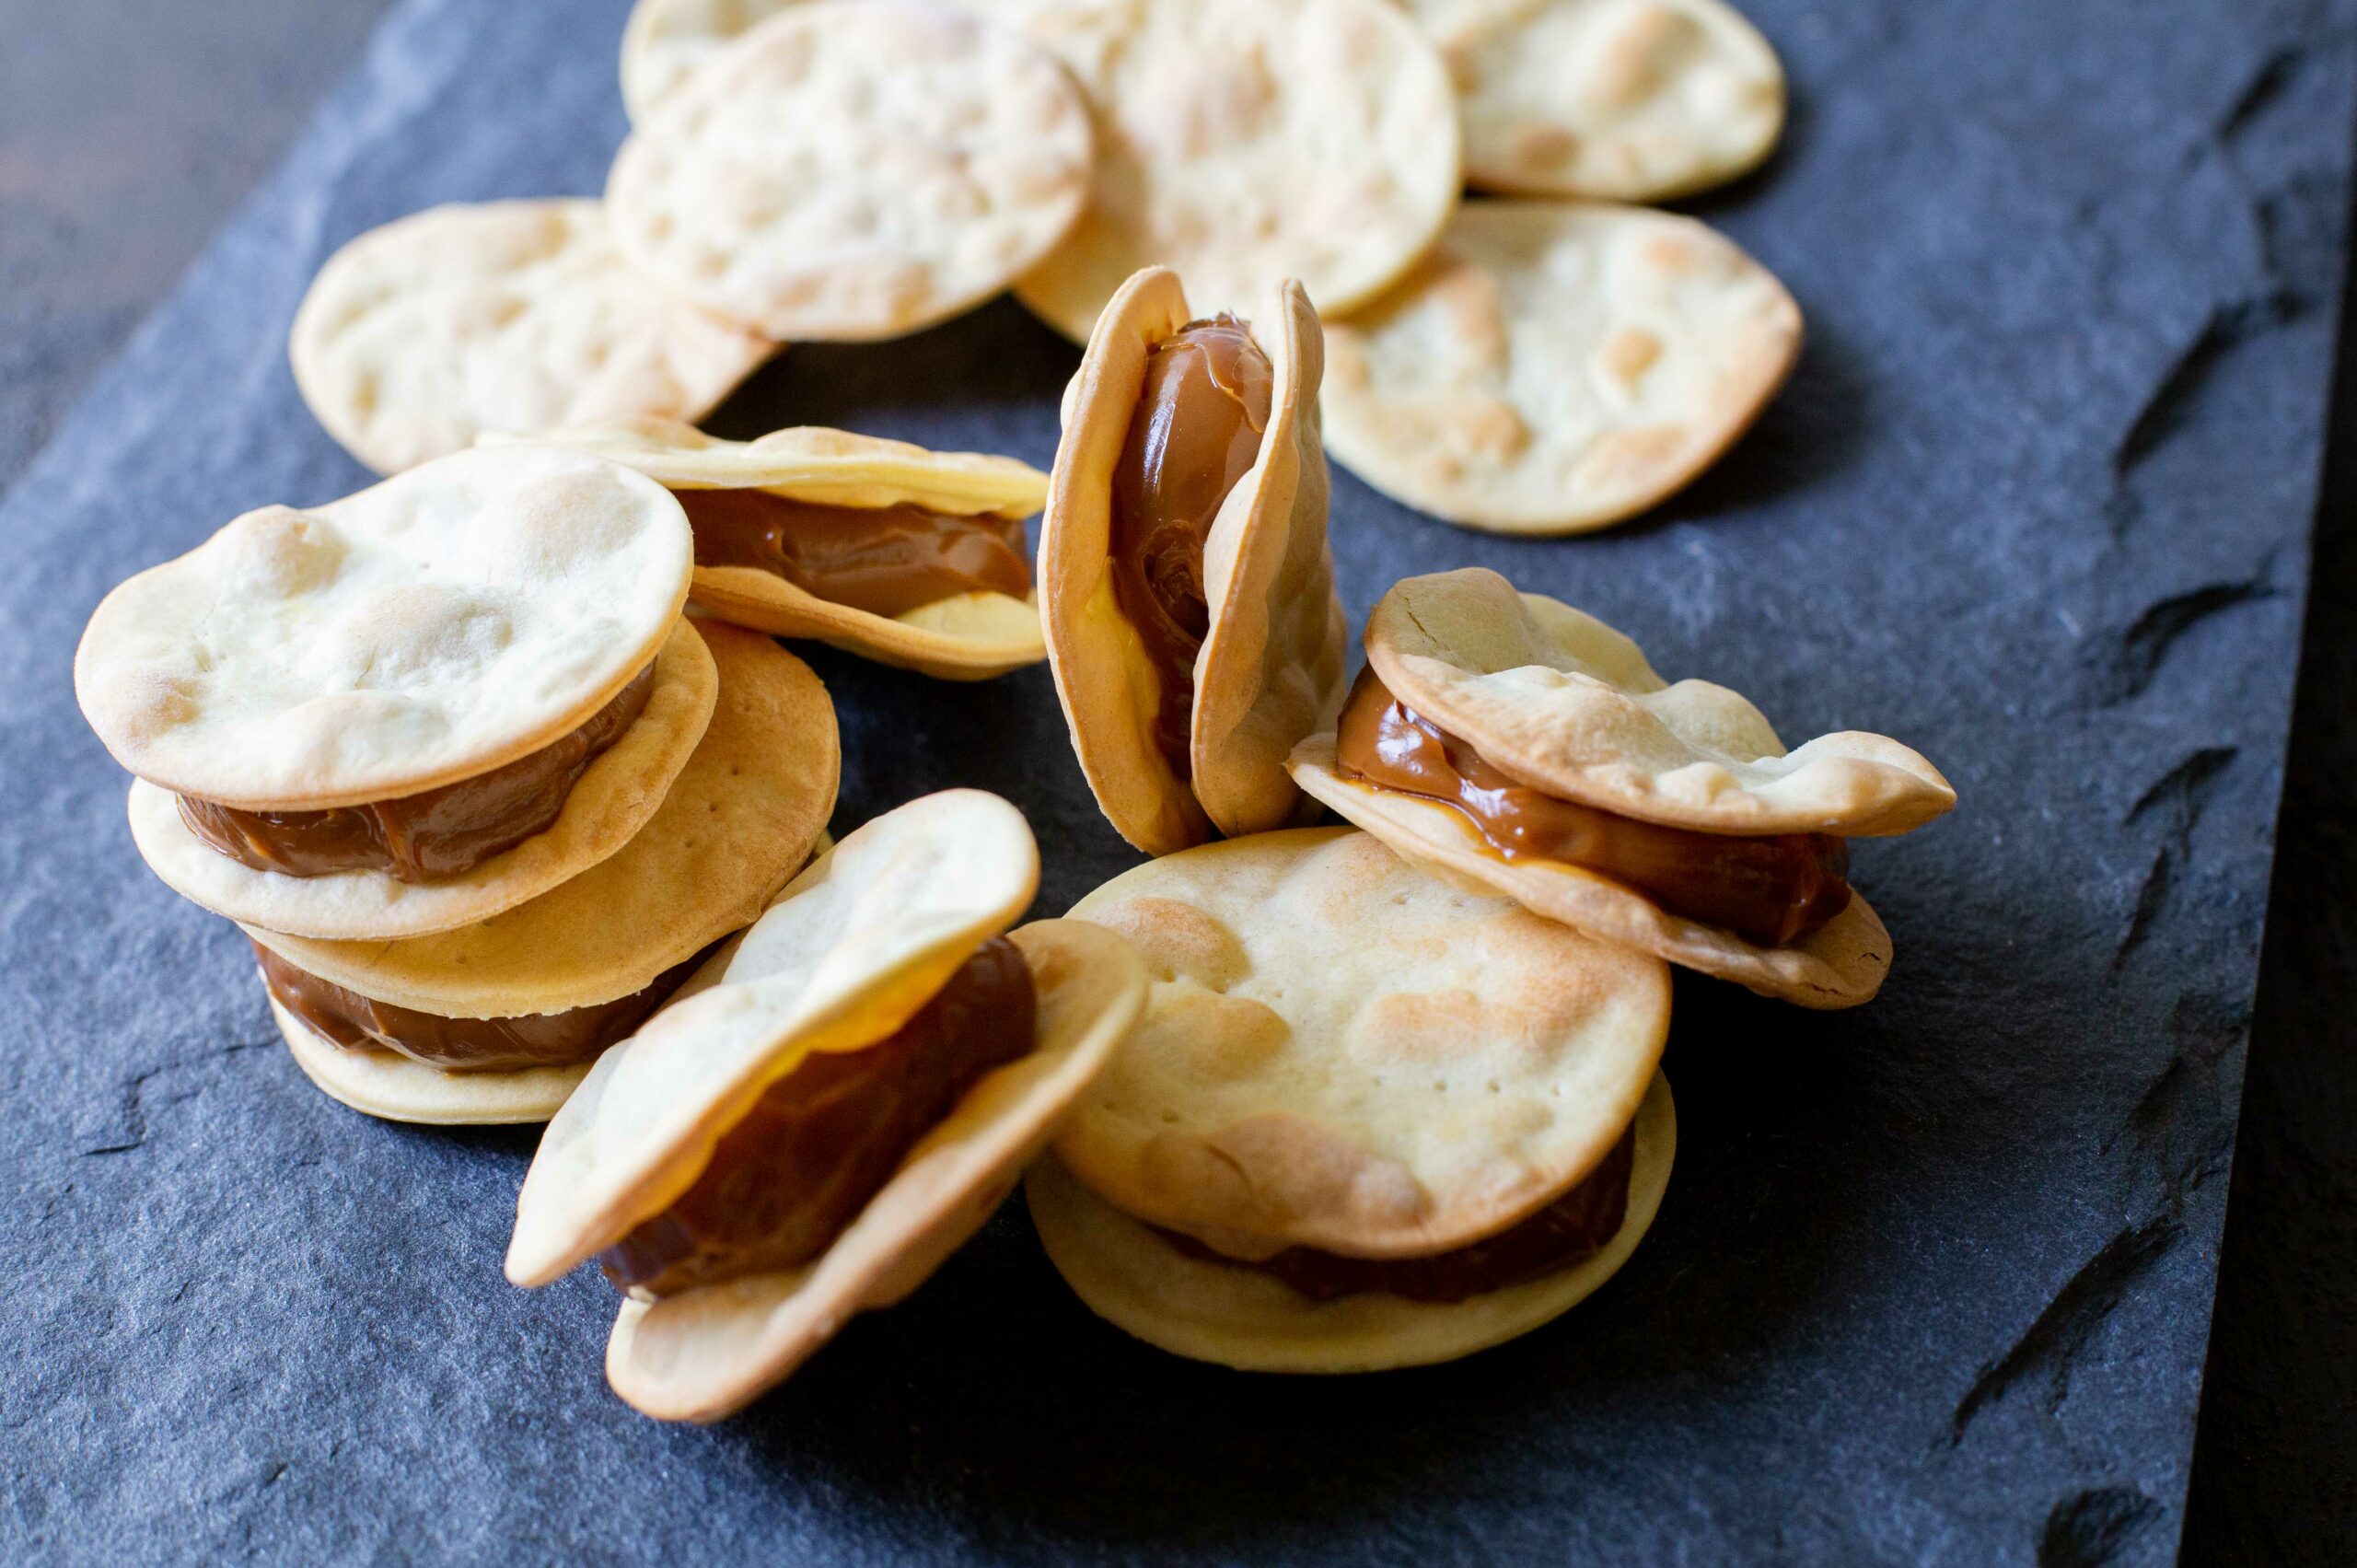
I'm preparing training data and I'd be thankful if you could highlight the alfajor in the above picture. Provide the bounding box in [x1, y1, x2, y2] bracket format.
[486, 418, 1051, 680]
[248, 624, 839, 1125]
[1039, 267, 1348, 855]
[1288, 569, 1956, 1008]
[1033, 828, 1675, 1373]
[75, 446, 714, 941]
[505, 790, 1146, 1421]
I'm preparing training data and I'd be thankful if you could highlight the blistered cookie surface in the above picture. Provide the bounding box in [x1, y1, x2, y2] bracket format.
[1402, 0, 1783, 200]
[1367, 568, 1956, 835]
[76, 446, 694, 807]
[1003, 0, 1461, 342]
[1061, 829, 1669, 1258]
[290, 199, 772, 475]
[1321, 200, 1799, 534]
[606, 0, 1094, 341]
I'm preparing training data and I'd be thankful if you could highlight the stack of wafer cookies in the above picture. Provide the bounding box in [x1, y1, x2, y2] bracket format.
[75, 446, 842, 1124]
[68, 0, 1967, 1420]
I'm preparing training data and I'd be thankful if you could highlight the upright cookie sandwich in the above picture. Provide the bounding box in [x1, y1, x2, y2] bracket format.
[1039, 267, 1348, 854]
[1032, 829, 1674, 1372]
[1290, 568, 1956, 1007]
[248, 624, 839, 1124]
[489, 418, 1051, 679]
[75, 446, 715, 941]
[505, 791, 1147, 1421]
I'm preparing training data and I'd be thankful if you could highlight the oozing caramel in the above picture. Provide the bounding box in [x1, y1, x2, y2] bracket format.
[180, 661, 657, 883]
[598, 936, 1038, 1297]
[677, 489, 1032, 619]
[1162, 1123, 1635, 1304]
[255, 936, 709, 1073]
[1108, 316, 1273, 779]
[1334, 666, 1852, 946]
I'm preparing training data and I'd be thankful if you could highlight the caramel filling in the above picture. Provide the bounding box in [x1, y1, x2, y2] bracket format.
[599, 936, 1038, 1297]
[254, 936, 709, 1073]
[677, 489, 1032, 619]
[1109, 316, 1273, 779]
[1161, 1124, 1635, 1305]
[1334, 667, 1852, 946]
[180, 661, 657, 883]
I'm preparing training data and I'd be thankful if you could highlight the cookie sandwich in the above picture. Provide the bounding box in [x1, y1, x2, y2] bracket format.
[248, 624, 839, 1125]
[1039, 267, 1347, 855]
[505, 790, 1147, 1421]
[1030, 829, 1674, 1372]
[290, 198, 772, 475]
[77, 446, 716, 942]
[489, 418, 1051, 680]
[1289, 569, 1956, 1008]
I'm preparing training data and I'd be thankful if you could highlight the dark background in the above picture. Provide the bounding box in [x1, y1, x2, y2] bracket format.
[2, 1, 2351, 1561]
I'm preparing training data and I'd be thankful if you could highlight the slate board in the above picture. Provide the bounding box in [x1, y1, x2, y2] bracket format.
[3, 0, 2351, 1562]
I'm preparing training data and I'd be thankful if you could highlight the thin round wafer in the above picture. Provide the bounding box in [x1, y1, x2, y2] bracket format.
[1004, 0, 1461, 343]
[250, 624, 838, 1018]
[606, 0, 1094, 342]
[290, 199, 772, 475]
[1320, 201, 1801, 535]
[1403, 0, 1783, 200]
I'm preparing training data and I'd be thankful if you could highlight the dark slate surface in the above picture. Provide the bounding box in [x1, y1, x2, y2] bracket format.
[2, 0, 2351, 1561]
[2182, 180, 2357, 1562]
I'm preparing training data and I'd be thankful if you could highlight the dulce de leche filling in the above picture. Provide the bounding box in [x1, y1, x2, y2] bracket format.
[676, 490, 1032, 619]
[1161, 1123, 1635, 1305]
[1108, 315, 1273, 779]
[1334, 666, 1852, 947]
[254, 936, 710, 1073]
[598, 936, 1038, 1298]
[179, 661, 657, 884]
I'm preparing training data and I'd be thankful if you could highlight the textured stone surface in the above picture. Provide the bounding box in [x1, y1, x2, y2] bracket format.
[2183, 168, 2357, 1562]
[0, 0, 393, 490]
[0, 0, 2351, 1562]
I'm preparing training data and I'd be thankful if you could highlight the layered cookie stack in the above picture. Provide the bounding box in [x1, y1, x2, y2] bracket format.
[76, 0, 1967, 1420]
[74, 447, 841, 1124]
